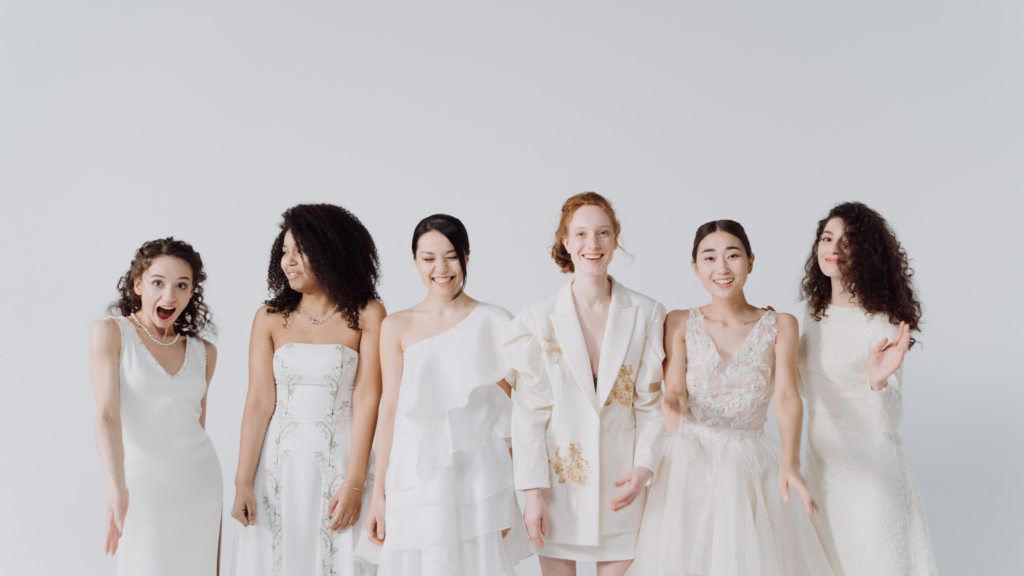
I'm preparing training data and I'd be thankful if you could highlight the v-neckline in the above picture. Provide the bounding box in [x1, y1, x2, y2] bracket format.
[697, 308, 766, 366]
[128, 322, 191, 379]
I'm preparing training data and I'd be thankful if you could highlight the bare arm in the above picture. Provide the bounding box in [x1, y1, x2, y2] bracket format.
[230, 307, 278, 527]
[773, 313, 816, 516]
[661, 309, 690, 433]
[90, 318, 128, 555]
[364, 313, 404, 544]
[199, 340, 218, 430]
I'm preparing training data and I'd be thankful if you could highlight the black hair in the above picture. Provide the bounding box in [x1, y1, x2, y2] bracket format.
[691, 220, 753, 262]
[265, 203, 381, 330]
[412, 214, 470, 299]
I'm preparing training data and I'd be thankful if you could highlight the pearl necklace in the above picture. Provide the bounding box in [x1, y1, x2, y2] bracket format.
[131, 313, 181, 347]
[300, 303, 339, 325]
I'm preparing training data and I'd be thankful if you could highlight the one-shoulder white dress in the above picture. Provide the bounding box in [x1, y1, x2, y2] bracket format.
[113, 316, 223, 575]
[233, 343, 375, 576]
[627, 309, 833, 576]
[356, 302, 530, 575]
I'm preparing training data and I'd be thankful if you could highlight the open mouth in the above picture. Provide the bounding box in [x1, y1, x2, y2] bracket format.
[713, 279, 734, 287]
[287, 270, 302, 279]
[582, 253, 603, 262]
[156, 306, 176, 321]
[824, 258, 839, 265]
[433, 276, 454, 287]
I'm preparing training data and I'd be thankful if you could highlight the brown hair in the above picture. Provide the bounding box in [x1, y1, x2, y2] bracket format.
[107, 237, 215, 339]
[691, 220, 753, 262]
[799, 202, 923, 342]
[550, 192, 623, 273]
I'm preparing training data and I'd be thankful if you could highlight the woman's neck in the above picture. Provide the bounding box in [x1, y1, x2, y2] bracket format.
[571, 272, 612, 310]
[704, 292, 757, 325]
[134, 310, 176, 338]
[829, 277, 857, 307]
[422, 290, 474, 315]
[299, 290, 336, 318]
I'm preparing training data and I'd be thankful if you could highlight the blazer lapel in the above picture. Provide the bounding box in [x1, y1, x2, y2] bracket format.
[550, 280, 600, 412]
[596, 278, 638, 410]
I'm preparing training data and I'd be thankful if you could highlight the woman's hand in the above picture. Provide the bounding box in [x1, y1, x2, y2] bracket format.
[610, 466, 653, 511]
[364, 494, 386, 545]
[662, 392, 686, 434]
[326, 484, 363, 531]
[523, 488, 549, 548]
[104, 485, 128, 556]
[778, 462, 817, 517]
[231, 483, 257, 527]
[867, 321, 911, 391]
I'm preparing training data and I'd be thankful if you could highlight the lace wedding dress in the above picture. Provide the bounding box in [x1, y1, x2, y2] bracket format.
[627, 309, 833, 576]
[800, 306, 937, 576]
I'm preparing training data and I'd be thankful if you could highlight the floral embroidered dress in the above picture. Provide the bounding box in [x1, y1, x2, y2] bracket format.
[355, 302, 530, 575]
[232, 343, 374, 576]
[800, 306, 936, 576]
[627, 309, 834, 576]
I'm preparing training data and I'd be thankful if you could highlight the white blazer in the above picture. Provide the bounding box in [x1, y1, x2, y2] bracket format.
[502, 277, 666, 546]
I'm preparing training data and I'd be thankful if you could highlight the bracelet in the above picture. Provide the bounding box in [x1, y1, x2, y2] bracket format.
[342, 482, 363, 492]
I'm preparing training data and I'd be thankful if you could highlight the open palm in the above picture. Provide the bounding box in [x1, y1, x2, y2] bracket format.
[866, 321, 910, 389]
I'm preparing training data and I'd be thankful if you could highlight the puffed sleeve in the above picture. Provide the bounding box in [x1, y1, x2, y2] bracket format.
[501, 307, 553, 491]
[868, 365, 904, 433]
[631, 301, 667, 482]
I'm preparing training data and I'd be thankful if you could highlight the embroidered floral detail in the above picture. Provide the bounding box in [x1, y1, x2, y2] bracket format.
[549, 443, 590, 487]
[263, 343, 300, 576]
[541, 326, 563, 364]
[605, 364, 636, 408]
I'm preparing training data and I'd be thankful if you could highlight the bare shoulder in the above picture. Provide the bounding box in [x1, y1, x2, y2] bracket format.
[775, 312, 799, 332]
[665, 309, 691, 334]
[201, 339, 218, 361]
[359, 299, 387, 330]
[381, 308, 413, 337]
[90, 317, 122, 352]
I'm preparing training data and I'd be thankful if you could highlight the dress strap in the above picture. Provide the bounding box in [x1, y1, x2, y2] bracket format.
[112, 316, 132, 366]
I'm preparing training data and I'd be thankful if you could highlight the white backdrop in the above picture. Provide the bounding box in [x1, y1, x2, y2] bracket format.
[1, 2, 1021, 575]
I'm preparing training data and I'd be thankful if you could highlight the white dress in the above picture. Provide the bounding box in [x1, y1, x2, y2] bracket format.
[799, 306, 937, 576]
[233, 343, 375, 576]
[356, 303, 530, 575]
[628, 309, 834, 576]
[113, 316, 223, 575]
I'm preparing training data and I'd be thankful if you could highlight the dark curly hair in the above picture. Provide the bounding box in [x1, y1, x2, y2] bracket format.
[107, 237, 216, 339]
[264, 203, 381, 330]
[412, 214, 471, 299]
[800, 202, 923, 340]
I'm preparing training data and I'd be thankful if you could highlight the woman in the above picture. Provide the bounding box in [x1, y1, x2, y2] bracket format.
[502, 192, 666, 576]
[231, 203, 385, 575]
[627, 220, 833, 576]
[90, 237, 222, 574]
[798, 202, 937, 576]
[359, 214, 530, 575]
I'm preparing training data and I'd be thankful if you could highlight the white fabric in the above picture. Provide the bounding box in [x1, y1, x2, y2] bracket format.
[232, 343, 375, 576]
[357, 302, 530, 575]
[502, 278, 666, 558]
[112, 316, 223, 575]
[628, 309, 834, 576]
[799, 306, 937, 576]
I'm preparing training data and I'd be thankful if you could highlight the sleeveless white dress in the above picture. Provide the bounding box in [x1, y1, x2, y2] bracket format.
[113, 316, 223, 575]
[627, 309, 833, 576]
[232, 343, 375, 576]
[355, 303, 530, 575]
[800, 306, 937, 576]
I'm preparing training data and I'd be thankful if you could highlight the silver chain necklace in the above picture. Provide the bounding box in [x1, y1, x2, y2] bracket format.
[131, 313, 181, 347]
[300, 303, 339, 325]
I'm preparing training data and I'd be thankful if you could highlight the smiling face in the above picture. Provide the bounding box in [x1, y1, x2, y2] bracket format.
[562, 204, 617, 277]
[692, 230, 754, 298]
[280, 230, 320, 293]
[817, 218, 845, 279]
[415, 230, 466, 297]
[133, 256, 194, 328]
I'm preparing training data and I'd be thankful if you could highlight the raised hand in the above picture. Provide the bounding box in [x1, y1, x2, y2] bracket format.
[523, 488, 549, 548]
[364, 494, 386, 545]
[231, 483, 257, 527]
[104, 485, 128, 556]
[867, 321, 911, 391]
[326, 484, 363, 531]
[610, 466, 654, 511]
[778, 463, 817, 517]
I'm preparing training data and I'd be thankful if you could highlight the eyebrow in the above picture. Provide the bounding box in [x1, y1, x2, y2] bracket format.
[822, 230, 834, 235]
[419, 249, 457, 255]
[701, 246, 742, 254]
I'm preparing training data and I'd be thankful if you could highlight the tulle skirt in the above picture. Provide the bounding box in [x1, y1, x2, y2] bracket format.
[627, 423, 834, 576]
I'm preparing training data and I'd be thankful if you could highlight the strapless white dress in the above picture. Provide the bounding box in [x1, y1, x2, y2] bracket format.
[232, 342, 375, 576]
[356, 303, 530, 575]
[113, 316, 223, 575]
[627, 309, 833, 576]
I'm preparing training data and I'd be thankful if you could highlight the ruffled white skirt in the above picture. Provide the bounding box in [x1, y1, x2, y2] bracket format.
[627, 423, 834, 576]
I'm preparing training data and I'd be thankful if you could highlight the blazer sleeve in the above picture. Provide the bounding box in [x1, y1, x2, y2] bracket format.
[868, 364, 904, 433]
[632, 301, 667, 482]
[501, 308, 553, 490]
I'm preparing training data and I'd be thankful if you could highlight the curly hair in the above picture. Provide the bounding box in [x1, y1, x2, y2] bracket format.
[800, 202, 923, 338]
[265, 203, 381, 330]
[107, 237, 216, 339]
[412, 214, 471, 299]
[550, 192, 625, 273]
